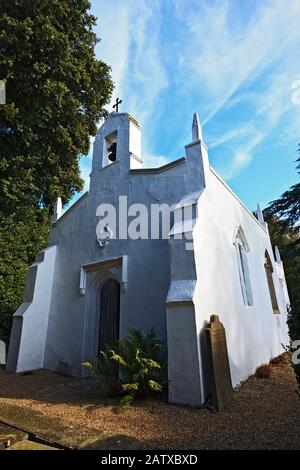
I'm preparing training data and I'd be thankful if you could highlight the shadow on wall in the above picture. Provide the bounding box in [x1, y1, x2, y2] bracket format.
[199, 320, 211, 402]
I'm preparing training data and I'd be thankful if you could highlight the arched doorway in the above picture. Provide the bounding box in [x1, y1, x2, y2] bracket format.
[98, 278, 120, 353]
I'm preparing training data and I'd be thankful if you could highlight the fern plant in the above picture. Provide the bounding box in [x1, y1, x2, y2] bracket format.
[82, 349, 120, 396]
[83, 328, 166, 412]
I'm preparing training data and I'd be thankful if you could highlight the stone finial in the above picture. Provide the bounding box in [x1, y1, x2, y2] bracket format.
[256, 203, 265, 225]
[192, 112, 203, 142]
[275, 246, 281, 263]
[51, 197, 62, 224]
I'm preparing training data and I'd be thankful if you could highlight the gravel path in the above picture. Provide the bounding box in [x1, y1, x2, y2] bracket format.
[0, 362, 299, 449]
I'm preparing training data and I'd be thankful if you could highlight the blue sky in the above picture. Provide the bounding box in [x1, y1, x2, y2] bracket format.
[75, 0, 300, 212]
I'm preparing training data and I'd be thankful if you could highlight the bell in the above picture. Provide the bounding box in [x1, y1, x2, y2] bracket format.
[108, 142, 117, 162]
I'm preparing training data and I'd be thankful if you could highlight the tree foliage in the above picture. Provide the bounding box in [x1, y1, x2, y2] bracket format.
[0, 207, 50, 341]
[264, 145, 300, 347]
[0, 0, 113, 340]
[266, 145, 300, 231]
[0, 0, 113, 210]
[264, 213, 300, 340]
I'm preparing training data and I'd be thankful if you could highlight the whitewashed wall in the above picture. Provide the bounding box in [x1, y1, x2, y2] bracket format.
[192, 167, 290, 399]
[7, 246, 57, 372]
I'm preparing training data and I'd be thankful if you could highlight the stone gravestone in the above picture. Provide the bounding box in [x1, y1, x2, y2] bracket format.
[0, 340, 6, 365]
[205, 315, 233, 411]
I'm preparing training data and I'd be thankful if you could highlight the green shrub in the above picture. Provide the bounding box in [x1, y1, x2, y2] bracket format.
[0, 208, 49, 342]
[83, 328, 166, 412]
[83, 350, 120, 397]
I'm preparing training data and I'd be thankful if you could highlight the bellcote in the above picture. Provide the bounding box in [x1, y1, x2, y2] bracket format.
[92, 112, 143, 174]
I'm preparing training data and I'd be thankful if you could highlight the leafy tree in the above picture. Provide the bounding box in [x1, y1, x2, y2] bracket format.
[266, 145, 300, 231]
[264, 145, 300, 386]
[0, 0, 113, 340]
[0, 207, 49, 342]
[0, 0, 113, 210]
[264, 213, 300, 340]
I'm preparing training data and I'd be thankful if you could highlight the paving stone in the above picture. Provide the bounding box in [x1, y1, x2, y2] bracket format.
[6, 440, 58, 450]
[0, 423, 28, 449]
[0, 402, 104, 449]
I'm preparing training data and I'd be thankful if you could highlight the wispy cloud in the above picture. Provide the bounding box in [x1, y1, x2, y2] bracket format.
[175, 0, 300, 121]
[208, 124, 256, 149]
[91, 0, 168, 167]
[221, 130, 265, 179]
[83, 0, 300, 186]
[222, 66, 300, 178]
[124, 1, 168, 123]
[171, 0, 300, 178]
[93, 0, 131, 104]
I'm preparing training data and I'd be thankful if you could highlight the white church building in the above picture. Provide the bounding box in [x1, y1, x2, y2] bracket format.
[7, 111, 290, 406]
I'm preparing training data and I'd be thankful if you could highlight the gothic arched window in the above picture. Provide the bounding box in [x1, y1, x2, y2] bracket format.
[234, 227, 253, 306]
[264, 250, 280, 314]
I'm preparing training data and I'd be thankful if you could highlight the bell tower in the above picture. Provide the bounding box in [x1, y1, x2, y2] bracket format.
[90, 110, 143, 190]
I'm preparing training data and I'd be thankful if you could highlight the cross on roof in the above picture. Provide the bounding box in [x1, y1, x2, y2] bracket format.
[113, 97, 122, 113]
